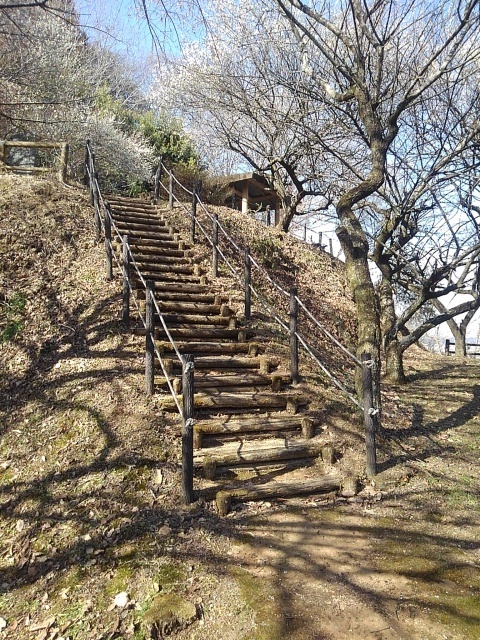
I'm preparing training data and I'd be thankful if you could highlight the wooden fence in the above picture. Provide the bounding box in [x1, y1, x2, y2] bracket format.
[445, 339, 480, 357]
[0, 140, 69, 183]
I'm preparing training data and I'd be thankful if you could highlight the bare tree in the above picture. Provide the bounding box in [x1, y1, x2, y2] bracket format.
[267, 0, 480, 402]
[152, 0, 335, 228]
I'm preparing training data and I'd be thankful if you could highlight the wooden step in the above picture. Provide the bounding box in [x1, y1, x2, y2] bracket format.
[194, 415, 314, 446]
[130, 255, 190, 266]
[114, 222, 172, 235]
[117, 229, 174, 241]
[158, 313, 233, 327]
[136, 291, 217, 304]
[155, 373, 287, 394]
[155, 327, 241, 340]
[156, 301, 224, 314]
[131, 263, 196, 275]
[111, 212, 165, 224]
[124, 238, 184, 249]
[156, 341, 258, 356]
[158, 391, 305, 413]
[169, 355, 275, 371]
[215, 475, 342, 515]
[132, 273, 203, 285]
[120, 246, 188, 259]
[192, 372, 287, 388]
[195, 436, 327, 468]
[108, 196, 153, 205]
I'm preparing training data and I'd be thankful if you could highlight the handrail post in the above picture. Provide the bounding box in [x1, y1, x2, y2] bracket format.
[145, 280, 155, 396]
[169, 172, 174, 211]
[266, 205, 271, 226]
[93, 171, 100, 241]
[153, 157, 162, 204]
[290, 287, 299, 385]
[361, 353, 377, 477]
[212, 214, 219, 277]
[191, 179, 202, 243]
[59, 142, 69, 183]
[245, 247, 251, 320]
[445, 339, 450, 355]
[84, 140, 90, 186]
[104, 203, 113, 281]
[182, 354, 195, 504]
[329, 238, 333, 256]
[191, 188, 197, 243]
[89, 152, 95, 206]
[122, 235, 130, 326]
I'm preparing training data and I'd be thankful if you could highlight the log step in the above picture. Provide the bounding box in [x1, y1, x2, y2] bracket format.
[111, 213, 166, 225]
[192, 372, 288, 388]
[156, 341, 258, 356]
[155, 373, 288, 393]
[119, 246, 188, 259]
[117, 229, 175, 241]
[155, 327, 241, 340]
[158, 392, 306, 413]
[123, 238, 184, 249]
[114, 221, 171, 234]
[157, 313, 233, 326]
[130, 255, 190, 266]
[169, 355, 275, 371]
[108, 196, 154, 206]
[130, 263, 196, 275]
[132, 273, 203, 285]
[138, 291, 217, 304]
[155, 302, 224, 314]
[195, 436, 327, 464]
[215, 475, 342, 515]
[194, 415, 314, 442]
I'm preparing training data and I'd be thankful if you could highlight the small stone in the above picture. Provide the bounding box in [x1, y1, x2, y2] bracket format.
[16, 519, 25, 532]
[0, 616, 7, 630]
[114, 592, 130, 608]
[158, 525, 172, 537]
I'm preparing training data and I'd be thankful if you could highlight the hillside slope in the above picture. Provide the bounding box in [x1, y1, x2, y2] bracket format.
[0, 175, 360, 638]
[1, 177, 479, 640]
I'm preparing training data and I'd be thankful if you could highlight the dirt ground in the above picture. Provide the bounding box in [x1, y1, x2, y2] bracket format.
[1, 176, 479, 639]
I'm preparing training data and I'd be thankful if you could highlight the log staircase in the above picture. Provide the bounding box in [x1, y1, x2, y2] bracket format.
[108, 196, 342, 513]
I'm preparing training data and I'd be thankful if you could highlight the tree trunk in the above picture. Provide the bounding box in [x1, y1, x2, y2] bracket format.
[279, 203, 297, 231]
[450, 323, 467, 358]
[378, 277, 407, 383]
[385, 339, 406, 383]
[336, 219, 381, 407]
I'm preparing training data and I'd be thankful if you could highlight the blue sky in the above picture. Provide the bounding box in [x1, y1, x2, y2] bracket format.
[74, 0, 181, 60]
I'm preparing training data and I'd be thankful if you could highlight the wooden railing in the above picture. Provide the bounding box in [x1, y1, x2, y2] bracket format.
[84, 141, 196, 503]
[0, 140, 69, 183]
[156, 161, 379, 477]
[445, 339, 480, 357]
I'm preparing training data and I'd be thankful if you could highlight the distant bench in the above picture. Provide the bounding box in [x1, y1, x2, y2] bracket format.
[0, 140, 69, 182]
[444, 339, 480, 356]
